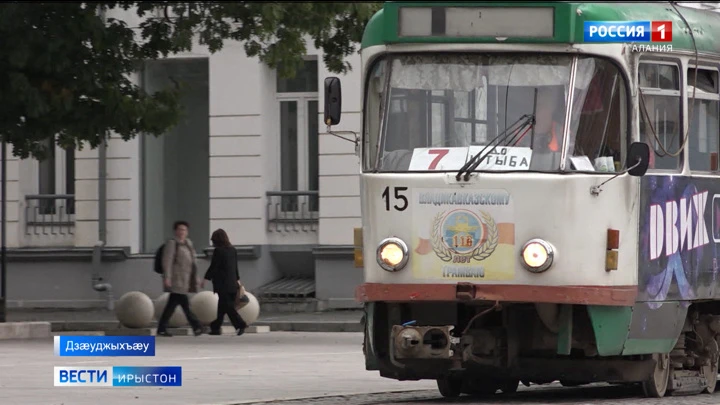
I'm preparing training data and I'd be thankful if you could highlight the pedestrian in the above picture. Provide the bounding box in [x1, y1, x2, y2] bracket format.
[157, 220, 203, 337]
[201, 228, 248, 336]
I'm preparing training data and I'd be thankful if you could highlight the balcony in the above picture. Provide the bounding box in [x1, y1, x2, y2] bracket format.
[24, 194, 75, 236]
[266, 191, 319, 232]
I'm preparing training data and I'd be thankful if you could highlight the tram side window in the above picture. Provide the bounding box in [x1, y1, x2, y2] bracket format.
[638, 62, 682, 171]
[364, 60, 386, 170]
[570, 58, 627, 171]
[687, 68, 720, 172]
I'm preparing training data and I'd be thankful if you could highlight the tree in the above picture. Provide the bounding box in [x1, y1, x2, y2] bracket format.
[0, 2, 381, 159]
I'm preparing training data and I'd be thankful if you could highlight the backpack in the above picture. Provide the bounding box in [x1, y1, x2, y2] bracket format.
[153, 244, 166, 274]
[153, 240, 177, 274]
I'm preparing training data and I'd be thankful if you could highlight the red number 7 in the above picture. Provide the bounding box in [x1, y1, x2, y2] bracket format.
[428, 149, 449, 170]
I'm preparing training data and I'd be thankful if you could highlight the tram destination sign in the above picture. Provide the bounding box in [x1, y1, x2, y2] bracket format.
[398, 6, 554, 38]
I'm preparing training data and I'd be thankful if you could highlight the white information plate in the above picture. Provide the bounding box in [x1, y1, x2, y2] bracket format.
[466, 146, 533, 171]
[408, 146, 533, 171]
[408, 147, 470, 171]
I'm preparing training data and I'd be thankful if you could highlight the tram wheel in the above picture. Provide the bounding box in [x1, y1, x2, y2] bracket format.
[500, 378, 519, 394]
[702, 351, 719, 394]
[641, 353, 671, 398]
[437, 375, 463, 398]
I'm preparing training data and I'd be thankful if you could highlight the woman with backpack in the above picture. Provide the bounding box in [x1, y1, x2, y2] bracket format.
[156, 220, 203, 337]
[200, 228, 248, 336]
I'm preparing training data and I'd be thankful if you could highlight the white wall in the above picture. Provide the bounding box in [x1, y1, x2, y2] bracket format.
[317, 51, 363, 246]
[74, 135, 136, 249]
[72, 7, 146, 252]
[208, 41, 269, 246]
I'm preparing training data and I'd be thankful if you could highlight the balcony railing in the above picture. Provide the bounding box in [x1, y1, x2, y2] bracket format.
[266, 191, 319, 232]
[25, 194, 75, 235]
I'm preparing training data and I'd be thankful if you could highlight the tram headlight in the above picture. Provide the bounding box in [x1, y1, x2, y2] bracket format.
[521, 239, 555, 273]
[376, 237, 409, 272]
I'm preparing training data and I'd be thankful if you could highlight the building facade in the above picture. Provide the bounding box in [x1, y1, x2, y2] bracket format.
[6, 8, 363, 309]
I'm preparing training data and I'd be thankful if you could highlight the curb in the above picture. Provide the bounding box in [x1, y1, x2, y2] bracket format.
[0, 321, 51, 340]
[49, 320, 363, 334]
[254, 321, 363, 333]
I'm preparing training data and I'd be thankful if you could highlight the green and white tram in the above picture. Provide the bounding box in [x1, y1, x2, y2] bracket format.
[323, 1, 720, 398]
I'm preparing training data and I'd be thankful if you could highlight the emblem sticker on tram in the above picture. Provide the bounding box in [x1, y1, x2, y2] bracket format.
[413, 189, 515, 281]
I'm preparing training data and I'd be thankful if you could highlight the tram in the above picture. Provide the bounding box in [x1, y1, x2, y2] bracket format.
[322, 1, 720, 398]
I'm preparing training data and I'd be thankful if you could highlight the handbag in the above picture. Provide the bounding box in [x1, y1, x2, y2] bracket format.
[235, 281, 250, 309]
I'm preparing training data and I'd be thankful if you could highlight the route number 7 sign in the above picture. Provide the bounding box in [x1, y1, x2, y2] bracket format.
[408, 146, 533, 171]
[408, 148, 469, 171]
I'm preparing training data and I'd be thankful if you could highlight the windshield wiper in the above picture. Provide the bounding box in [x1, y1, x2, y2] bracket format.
[455, 113, 535, 181]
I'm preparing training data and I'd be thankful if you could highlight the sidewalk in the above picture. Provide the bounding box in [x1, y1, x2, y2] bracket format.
[6, 308, 365, 333]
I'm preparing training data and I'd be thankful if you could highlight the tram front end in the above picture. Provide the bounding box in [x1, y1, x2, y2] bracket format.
[319, 0, 683, 397]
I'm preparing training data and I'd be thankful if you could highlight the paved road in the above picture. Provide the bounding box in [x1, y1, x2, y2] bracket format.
[2, 332, 720, 405]
[0, 332, 432, 405]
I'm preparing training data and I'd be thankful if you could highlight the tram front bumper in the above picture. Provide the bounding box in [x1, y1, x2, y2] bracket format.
[356, 282, 637, 306]
[391, 325, 457, 360]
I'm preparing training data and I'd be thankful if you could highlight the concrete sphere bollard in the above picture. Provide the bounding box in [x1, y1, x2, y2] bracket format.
[115, 291, 154, 328]
[237, 292, 260, 325]
[153, 293, 188, 327]
[190, 291, 219, 325]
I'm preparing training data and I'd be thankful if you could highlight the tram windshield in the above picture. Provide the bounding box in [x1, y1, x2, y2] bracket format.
[365, 54, 627, 173]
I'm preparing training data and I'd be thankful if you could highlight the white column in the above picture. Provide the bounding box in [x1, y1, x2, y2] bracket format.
[208, 45, 268, 245]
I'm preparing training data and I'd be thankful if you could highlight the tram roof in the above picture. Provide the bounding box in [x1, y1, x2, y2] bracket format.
[361, 2, 720, 55]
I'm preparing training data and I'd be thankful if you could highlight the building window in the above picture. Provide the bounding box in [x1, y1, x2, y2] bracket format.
[277, 58, 319, 212]
[687, 67, 720, 172]
[38, 139, 56, 196]
[36, 138, 75, 215]
[638, 61, 682, 171]
[277, 59, 319, 93]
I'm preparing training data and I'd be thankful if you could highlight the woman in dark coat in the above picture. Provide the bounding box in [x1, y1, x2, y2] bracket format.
[201, 229, 248, 336]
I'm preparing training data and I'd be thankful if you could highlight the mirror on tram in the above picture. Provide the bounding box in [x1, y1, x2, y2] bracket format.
[324, 77, 342, 126]
[627, 142, 650, 177]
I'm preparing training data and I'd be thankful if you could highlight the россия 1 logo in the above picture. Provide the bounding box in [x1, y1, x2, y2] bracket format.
[584, 21, 673, 43]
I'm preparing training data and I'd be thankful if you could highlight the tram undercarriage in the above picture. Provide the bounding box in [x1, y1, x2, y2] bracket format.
[363, 301, 720, 398]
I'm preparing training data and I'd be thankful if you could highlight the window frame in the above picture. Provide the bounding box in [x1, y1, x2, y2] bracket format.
[361, 52, 633, 174]
[637, 58, 684, 173]
[686, 64, 720, 174]
[275, 55, 320, 214]
[568, 66, 630, 172]
[35, 138, 75, 208]
[25, 137, 76, 230]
